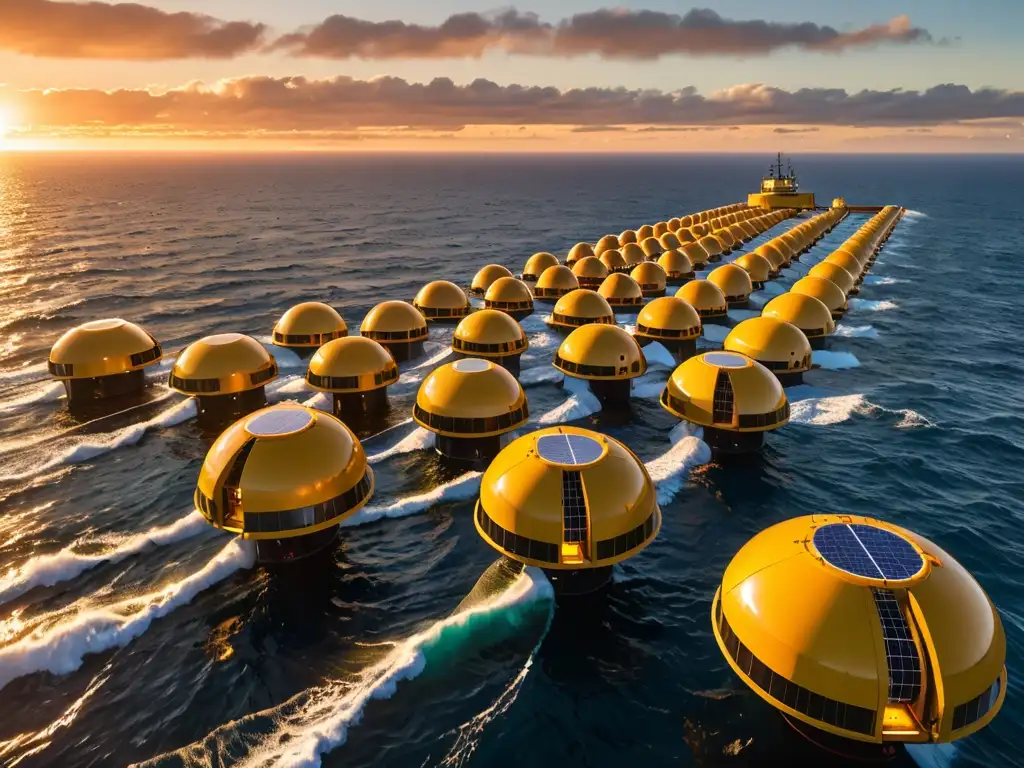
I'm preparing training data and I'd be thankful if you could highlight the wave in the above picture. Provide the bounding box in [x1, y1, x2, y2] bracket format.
[862, 276, 905, 286]
[834, 325, 878, 339]
[812, 350, 861, 370]
[145, 567, 553, 768]
[519, 315, 549, 333]
[0, 362, 49, 386]
[643, 342, 676, 370]
[342, 472, 481, 528]
[0, 538, 254, 692]
[255, 341, 305, 371]
[645, 436, 712, 505]
[849, 298, 897, 312]
[267, 375, 311, 397]
[903, 210, 928, 219]
[0, 511, 208, 606]
[525, 331, 560, 352]
[301, 391, 332, 410]
[0, 380, 66, 413]
[860, 402, 936, 429]
[631, 373, 668, 400]
[519, 366, 562, 386]
[0, 398, 197, 484]
[366, 427, 434, 464]
[906, 743, 956, 768]
[789, 393, 866, 426]
[536, 377, 601, 425]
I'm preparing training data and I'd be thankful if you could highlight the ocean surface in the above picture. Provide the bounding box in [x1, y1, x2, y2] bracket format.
[0, 152, 1021, 767]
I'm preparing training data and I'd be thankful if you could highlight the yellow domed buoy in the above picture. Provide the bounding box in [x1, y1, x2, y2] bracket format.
[554, 324, 647, 405]
[360, 300, 429, 362]
[470, 264, 513, 296]
[754, 242, 787, 273]
[620, 242, 646, 267]
[633, 296, 701, 358]
[48, 318, 162, 405]
[697, 235, 724, 263]
[307, 336, 398, 428]
[660, 351, 788, 453]
[566, 242, 595, 266]
[413, 280, 471, 322]
[534, 264, 580, 300]
[594, 235, 621, 257]
[808, 261, 857, 296]
[522, 252, 560, 283]
[598, 273, 644, 311]
[676, 279, 728, 322]
[484, 277, 535, 321]
[475, 426, 660, 595]
[681, 241, 710, 270]
[713, 515, 1006, 747]
[452, 309, 528, 376]
[272, 302, 347, 356]
[571, 256, 610, 289]
[414, 358, 528, 467]
[674, 227, 697, 245]
[599, 249, 629, 275]
[708, 264, 753, 308]
[791, 276, 848, 320]
[630, 261, 668, 298]
[618, 230, 638, 246]
[549, 289, 616, 331]
[169, 333, 278, 428]
[658, 232, 682, 252]
[714, 229, 737, 252]
[824, 251, 865, 285]
[733, 253, 772, 289]
[658, 249, 695, 284]
[724, 316, 812, 386]
[640, 237, 665, 260]
[653, 222, 670, 238]
[762, 293, 835, 349]
[667, 217, 682, 232]
[636, 224, 655, 241]
[194, 403, 373, 562]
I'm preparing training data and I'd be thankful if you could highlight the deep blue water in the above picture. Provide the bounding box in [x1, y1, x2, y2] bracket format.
[0, 153, 1021, 767]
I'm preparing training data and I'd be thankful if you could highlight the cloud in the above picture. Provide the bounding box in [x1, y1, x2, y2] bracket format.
[276, 8, 932, 59]
[8, 77, 1024, 138]
[0, 0, 266, 59]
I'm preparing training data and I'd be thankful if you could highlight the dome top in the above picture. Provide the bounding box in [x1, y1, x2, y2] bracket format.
[667, 217, 681, 231]
[598, 273, 643, 304]
[360, 301, 429, 343]
[807, 261, 856, 295]
[170, 333, 277, 396]
[754, 242, 788, 270]
[723, 316, 812, 373]
[618, 229, 638, 245]
[715, 514, 1006, 744]
[661, 352, 788, 431]
[594, 235, 621, 256]
[640, 237, 665, 258]
[413, 280, 471, 319]
[414, 359, 528, 437]
[273, 302, 348, 348]
[475, 426, 660, 569]
[470, 264, 514, 294]
[708, 264, 753, 301]
[523, 252, 560, 279]
[733, 252, 772, 283]
[675, 279, 728, 317]
[554, 324, 647, 381]
[657, 249, 695, 278]
[620, 242, 646, 266]
[630, 261, 668, 291]
[680, 242, 710, 267]
[571, 256, 610, 281]
[307, 336, 399, 393]
[674, 227, 696, 244]
[698, 235, 724, 258]
[658, 232, 682, 251]
[452, 309, 528, 356]
[535, 264, 580, 293]
[762, 293, 836, 338]
[825, 251, 864, 280]
[634, 297, 701, 342]
[485, 276, 534, 305]
[195, 404, 373, 538]
[550, 289, 616, 328]
[598, 249, 627, 272]
[49, 318, 162, 380]
[791, 276, 848, 315]
[567, 242, 595, 264]
[653, 221, 670, 238]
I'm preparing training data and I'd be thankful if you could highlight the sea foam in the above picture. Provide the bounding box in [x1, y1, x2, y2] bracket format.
[645, 436, 712, 505]
[849, 298, 898, 312]
[536, 377, 601, 425]
[812, 350, 861, 370]
[341, 472, 481, 528]
[366, 427, 435, 465]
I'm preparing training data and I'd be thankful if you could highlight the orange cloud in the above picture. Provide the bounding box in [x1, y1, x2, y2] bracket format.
[0, 0, 266, 59]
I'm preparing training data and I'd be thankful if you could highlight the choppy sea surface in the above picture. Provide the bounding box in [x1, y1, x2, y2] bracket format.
[0, 153, 1021, 767]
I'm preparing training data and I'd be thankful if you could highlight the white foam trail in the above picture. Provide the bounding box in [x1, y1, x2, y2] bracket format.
[0, 511, 208, 606]
[301, 392, 332, 410]
[834, 325, 879, 339]
[537, 377, 601, 425]
[631, 374, 667, 400]
[643, 342, 676, 369]
[863, 275, 905, 286]
[519, 314, 548, 333]
[906, 743, 957, 768]
[614, 314, 635, 324]
[0, 362, 48, 385]
[621, 323, 636, 335]
[0, 538, 254, 692]
[646, 436, 712, 505]
[789, 394, 866, 425]
[270, 376, 311, 396]
[342, 472, 481, 528]
[525, 331, 559, 352]
[178, 567, 552, 768]
[257, 341, 304, 371]
[860, 402, 936, 429]
[904, 210, 927, 219]
[669, 420, 704, 443]
[410, 343, 451, 371]
[812, 350, 861, 370]
[519, 366, 562, 386]
[0, 398, 197, 483]
[366, 427, 434, 464]
[849, 298, 897, 312]
[701, 325, 729, 344]
[0, 381, 64, 413]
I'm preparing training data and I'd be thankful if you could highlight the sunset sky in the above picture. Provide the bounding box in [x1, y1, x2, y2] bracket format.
[2, 0, 1023, 151]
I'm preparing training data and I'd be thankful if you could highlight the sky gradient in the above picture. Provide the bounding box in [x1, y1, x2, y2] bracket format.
[1, 0, 1023, 152]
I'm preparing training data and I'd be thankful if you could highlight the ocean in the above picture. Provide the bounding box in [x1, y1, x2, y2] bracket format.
[0, 152, 1021, 767]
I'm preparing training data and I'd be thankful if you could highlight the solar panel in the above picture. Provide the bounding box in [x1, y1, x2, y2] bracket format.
[704, 352, 748, 368]
[562, 470, 588, 544]
[813, 523, 924, 581]
[872, 588, 922, 703]
[536, 433, 603, 466]
[452, 358, 490, 373]
[246, 407, 314, 437]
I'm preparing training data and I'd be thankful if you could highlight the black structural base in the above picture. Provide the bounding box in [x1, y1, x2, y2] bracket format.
[636, 336, 697, 361]
[543, 565, 613, 597]
[751, 280, 765, 290]
[782, 715, 899, 763]
[640, 289, 666, 298]
[665, 273, 695, 286]
[774, 370, 805, 387]
[255, 525, 340, 564]
[726, 299, 750, 309]
[455, 352, 521, 378]
[586, 378, 631, 407]
[275, 346, 318, 360]
[382, 340, 426, 363]
[502, 308, 534, 322]
[701, 311, 731, 326]
[435, 433, 507, 470]
[703, 427, 765, 454]
[808, 336, 829, 350]
[196, 388, 268, 431]
[332, 390, 390, 436]
[64, 369, 146, 403]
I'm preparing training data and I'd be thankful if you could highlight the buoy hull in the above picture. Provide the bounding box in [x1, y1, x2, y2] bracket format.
[774, 370, 805, 387]
[543, 565, 613, 596]
[196, 388, 268, 430]
[435, 434, 507, 470]
[331, 390, 391, 437]
[703, 427, 765, 454]
[808, 335, 829, 350]
[782, 714, 900, 764]
[63, 369, 146, 404]
[636, 336, 697, 360]
[255, 525, 340, 564]
[381, 340, 426, 363]
[586, 378, 631, 407]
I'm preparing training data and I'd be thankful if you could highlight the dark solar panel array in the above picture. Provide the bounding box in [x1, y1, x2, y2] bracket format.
[812, 523, 924, 581]
[536, 433, 603, 466]
[561, 470, 588, 544]
[246, 408, 313, 437]
[872, 589, 922, 703]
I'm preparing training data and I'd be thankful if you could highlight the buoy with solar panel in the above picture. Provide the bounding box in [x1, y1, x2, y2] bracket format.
[474, 427, 660, 596]
[714, 514, 1006, 759]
